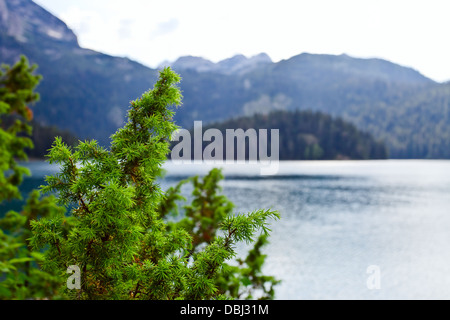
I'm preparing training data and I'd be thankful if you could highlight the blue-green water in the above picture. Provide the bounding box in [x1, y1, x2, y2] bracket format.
[3, 160, 450, 299]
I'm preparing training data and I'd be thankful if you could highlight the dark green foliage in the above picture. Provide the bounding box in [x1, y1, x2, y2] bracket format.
[216, 234, 280, 299]
[26, 120, 79, 159]
[29, 67, 280, 300]
[0, 56, 66, 299]
[0, 190, 65, 299]
[176, 110, 387, 160]
[162, 168, 280, 299]
[361, 82, 450, 158]
[167, 168, 234, 249]
[0, 55, 40, 201]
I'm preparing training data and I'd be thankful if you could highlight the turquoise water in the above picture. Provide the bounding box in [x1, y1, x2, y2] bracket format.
[3, 160, 450, 299]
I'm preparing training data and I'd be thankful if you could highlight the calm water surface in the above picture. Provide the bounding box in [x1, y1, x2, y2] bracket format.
[4, 160, 450, 299]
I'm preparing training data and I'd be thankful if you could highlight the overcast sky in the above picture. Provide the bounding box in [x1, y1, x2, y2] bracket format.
[33, 0, 450, 82]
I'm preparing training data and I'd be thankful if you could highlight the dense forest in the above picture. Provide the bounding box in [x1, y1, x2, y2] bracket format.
[170, 110, 388, 160]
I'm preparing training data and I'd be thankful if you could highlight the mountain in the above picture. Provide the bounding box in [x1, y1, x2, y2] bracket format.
[168, 53, 272, 75]
[1, 0, 449, 159]
[0, 0, 159, 146]
[170, 52, 440, 158]
[0, 0, 78, 48]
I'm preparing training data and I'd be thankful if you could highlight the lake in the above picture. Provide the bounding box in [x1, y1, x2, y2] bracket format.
[3, 159, 450, 300]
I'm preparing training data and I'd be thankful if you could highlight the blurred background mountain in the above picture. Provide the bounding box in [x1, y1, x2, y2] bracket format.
[1, 0, 449, 159]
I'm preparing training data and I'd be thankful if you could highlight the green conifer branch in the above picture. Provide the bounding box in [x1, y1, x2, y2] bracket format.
[26, 66, 280, 300]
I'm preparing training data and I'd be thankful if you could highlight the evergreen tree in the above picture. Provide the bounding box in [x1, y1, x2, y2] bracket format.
[161, 168, 280, 299]
[30, 67, 279, 300]
[0, 56, 65, 299]
[0, 55, 39, 201]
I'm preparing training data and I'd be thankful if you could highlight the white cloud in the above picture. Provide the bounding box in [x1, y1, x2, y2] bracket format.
[150, 18, 180, 40]
[59, 6, 98, 36]
[33, 0, 450, 82]
[117, 19, 134, 39]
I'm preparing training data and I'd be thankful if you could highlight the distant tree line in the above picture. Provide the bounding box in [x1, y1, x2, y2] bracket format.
[171, 110, 388, 161]
[25, 120, 78, 158]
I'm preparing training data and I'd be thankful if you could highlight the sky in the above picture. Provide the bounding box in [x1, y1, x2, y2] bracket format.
[33, 0, 450, 82]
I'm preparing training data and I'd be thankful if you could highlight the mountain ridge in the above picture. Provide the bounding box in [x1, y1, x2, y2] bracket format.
[1, 0, 159, 145]
[0, 0, 78, 46]
[275, 52, 433, 85]
[166, 52, 273, 75]
[1, 0, 449, 159]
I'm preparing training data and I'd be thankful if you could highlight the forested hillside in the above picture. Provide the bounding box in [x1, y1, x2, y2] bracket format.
[171, 53, 441, 159]
[172, 110, 388, 160]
